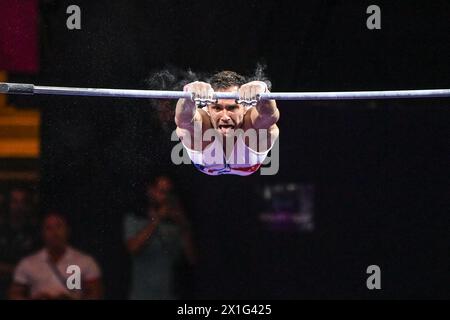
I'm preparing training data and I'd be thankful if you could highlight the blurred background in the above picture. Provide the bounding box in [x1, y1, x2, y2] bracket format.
[0, 0, 449, 299]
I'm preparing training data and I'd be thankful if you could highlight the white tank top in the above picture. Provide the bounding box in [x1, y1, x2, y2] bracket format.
[182, 134, 275, 176]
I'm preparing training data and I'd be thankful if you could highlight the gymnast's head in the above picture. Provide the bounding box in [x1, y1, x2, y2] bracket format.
[207, 71, 248, 136]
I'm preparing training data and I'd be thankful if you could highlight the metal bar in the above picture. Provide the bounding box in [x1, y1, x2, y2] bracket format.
[1, 82, 450, 100]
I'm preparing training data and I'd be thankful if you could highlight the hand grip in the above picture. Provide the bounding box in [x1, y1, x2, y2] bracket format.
[0, 83, 34, 95]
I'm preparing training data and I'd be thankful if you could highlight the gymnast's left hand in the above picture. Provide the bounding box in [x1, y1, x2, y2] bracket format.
[238, 81, 268, 105]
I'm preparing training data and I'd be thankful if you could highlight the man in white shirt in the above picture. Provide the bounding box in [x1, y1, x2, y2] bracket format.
[9, 212, 103, 300]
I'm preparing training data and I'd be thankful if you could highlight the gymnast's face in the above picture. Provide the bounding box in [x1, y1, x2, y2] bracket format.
[208, 86, 245, 137]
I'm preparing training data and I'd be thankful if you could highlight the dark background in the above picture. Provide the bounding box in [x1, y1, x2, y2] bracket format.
[9, 0, 450, 299]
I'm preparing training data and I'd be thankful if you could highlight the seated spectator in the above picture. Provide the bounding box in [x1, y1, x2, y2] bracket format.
[125, 176, 196, 300]
[0, 190, 6, 226]
[0, 187, 39, 299]
[9, 211, 103, 300]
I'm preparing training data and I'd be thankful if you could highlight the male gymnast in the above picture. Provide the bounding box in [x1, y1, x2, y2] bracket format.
[175, 71, 279, 176]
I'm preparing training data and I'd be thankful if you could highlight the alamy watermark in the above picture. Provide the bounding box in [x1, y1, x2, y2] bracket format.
[170, 126, 279, 176]
[66, 265, 81, 290]
[366, 5, 381, 30]
[366, 265, 381, 290]
[66, 5, 82, 30]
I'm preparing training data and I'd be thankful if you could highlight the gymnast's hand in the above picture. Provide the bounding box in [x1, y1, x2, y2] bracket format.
[176, 81, 216, 141]
[183, 81, 216, 107]
[238, 81, 268, 106]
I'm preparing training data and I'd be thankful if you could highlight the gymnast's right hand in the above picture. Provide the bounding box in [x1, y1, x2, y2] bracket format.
[183, 81, 215, 107]
[176, 81, 213, 128]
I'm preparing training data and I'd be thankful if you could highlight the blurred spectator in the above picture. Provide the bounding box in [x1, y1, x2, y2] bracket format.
[125, 176, 196, 299]
[9, 212, 103, 300]
[0, 191, 6, 226]
[8, 186, 38, 226]
[0, 187, 39, 299]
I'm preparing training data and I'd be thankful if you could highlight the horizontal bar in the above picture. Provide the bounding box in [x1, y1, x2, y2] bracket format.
[264, 90, 450, 100]
[1, 82, 450, 100]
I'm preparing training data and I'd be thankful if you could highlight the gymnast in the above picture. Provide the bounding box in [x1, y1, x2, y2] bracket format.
[174, 71, 280, 176]
[2, 78, 448, 177]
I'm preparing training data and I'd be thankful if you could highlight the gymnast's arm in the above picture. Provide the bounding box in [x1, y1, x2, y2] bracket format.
[249, 95, 279, 130]
[241, 81, 280, 149]
[175, 97, 201, 130]
[175, 81, 213, 150]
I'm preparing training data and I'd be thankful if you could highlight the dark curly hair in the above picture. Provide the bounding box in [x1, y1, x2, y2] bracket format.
[209, 64, 272, 91]
[208, 71, 247, 90]
[146, 63, 272, 94]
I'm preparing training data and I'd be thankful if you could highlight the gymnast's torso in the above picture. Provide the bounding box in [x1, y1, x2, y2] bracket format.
[181, 133, 275, 176]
